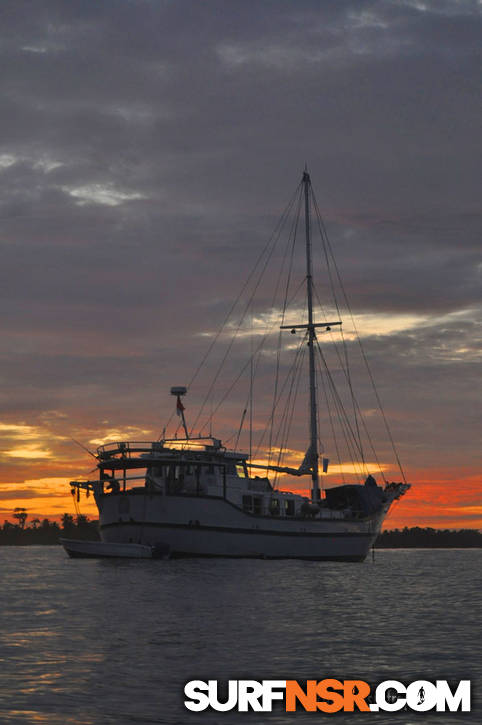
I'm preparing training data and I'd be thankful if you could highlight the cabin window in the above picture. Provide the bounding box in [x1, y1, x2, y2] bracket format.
[253, 496, 262, 515]
[206, 464, 214, 475]
[284, 499, 295, 516]
[242, 495, 252, 513]
[270, 498, 280, 516]
[236, 464, 246, 478]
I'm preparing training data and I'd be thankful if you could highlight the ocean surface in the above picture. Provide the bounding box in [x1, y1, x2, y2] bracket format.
[0, 547, 480, 724]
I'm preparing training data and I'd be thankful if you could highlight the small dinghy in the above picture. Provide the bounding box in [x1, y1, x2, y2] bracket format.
[60, 538, 168, 559]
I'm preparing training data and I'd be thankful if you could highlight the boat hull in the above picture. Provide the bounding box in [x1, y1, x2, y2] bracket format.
[60, 537, 155, 559]
[98, 493, 386, 561]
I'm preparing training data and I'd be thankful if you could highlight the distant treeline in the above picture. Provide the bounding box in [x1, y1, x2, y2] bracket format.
[0, 513, 100, 545]
[375, 527, 482, 548]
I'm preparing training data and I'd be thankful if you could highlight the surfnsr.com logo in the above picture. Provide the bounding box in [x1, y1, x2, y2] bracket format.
[184, 679, 471, 713]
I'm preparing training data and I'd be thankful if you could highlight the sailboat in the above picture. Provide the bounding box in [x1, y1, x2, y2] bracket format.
[67, 170, 410, 561]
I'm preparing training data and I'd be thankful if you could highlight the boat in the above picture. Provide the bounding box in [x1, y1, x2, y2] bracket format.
[60, 538, 169, 559]
[68, 170, 410, 561]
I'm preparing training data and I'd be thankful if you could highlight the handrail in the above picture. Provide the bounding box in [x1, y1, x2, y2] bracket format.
[98, 439, 223, 453]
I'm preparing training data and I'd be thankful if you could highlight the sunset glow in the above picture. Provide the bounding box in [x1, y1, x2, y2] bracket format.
[0, 417, 480, 529]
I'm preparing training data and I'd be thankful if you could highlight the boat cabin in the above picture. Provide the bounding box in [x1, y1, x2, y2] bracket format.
[87, 437, 325, 519]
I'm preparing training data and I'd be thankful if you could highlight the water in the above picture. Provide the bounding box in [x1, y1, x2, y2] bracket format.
[0, 548, 480, 724]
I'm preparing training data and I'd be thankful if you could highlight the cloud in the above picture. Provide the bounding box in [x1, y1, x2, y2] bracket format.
[3, 445, 53, 460]
[89, 426, 154, 446]
[61, 183, 146, 207]
[0, 488, 64, 500]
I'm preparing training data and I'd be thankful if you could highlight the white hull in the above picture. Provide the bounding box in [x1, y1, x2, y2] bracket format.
[98, 493, 387, 561]
[60, 537, 155, 559]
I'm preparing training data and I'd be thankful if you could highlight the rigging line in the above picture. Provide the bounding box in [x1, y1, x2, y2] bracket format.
[316, 326, 385, 480]
[312, 281, 365, 463]
[198, 285, 296, 440]
[161, 182, 302, 439]
[190, 184, 303, 438]
[198, 186, 305, 441]
[233, 408, 247, 450]
[189, 181, 302, 391]
[285, 276, 306, 310]
[311, 189, 364, 462]
[315, 288, 365, 462]
[201, 297, 287, 441]
[311, 192, 362, 459]
[272, 343, 306, 487]
[312, 282, 385, 481]
[315, 351, 346, 484]
[268, 185, 303, 470]
[228, 346, 261, 449]
[255, 331, 306, 461]
[316, 349, 363, 482]
[252, 331, 308, 461]
[273, 346, 306, 486]
[311, 189, 407, 484]
[72, 492, 80, 516]
[340, 323, 363, 460]
[315, 355, 324, 494]
[197, 315, 287, 438]
[271, 369, 307, 489]
[271, 365, 297, 486]
[323, 348, 386, 480]
[272, 341, 305, 468]
[249, 322, 254, 465]
[70, 437, 98, 460]
[315, 338, 366, 475]
[314, 335, 356, 461]
[266, 186, 303, 466]
[224, 308, 276, 449]
[356, 414, 386, 482]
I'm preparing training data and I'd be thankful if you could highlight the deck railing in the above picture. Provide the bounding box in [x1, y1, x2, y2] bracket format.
[97, 438, 227, 459]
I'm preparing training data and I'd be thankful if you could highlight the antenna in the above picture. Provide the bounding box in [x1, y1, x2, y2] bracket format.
[70, 437, 98, 460]
[170, 386, 189, 439]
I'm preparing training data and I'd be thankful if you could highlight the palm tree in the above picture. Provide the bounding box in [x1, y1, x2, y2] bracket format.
[13, 507, 28, 529]
[61, 513, 74, 531]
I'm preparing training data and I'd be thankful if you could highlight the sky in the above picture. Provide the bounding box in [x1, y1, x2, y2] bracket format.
[0, 0, 480, 529]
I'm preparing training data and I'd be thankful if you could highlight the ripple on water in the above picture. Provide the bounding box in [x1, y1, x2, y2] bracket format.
[0, 547, 480, 724]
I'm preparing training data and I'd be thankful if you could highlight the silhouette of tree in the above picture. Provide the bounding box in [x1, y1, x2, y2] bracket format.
[376, 527, 482, 548]
[13, 507, 28, 529]
[61, 513, 74, 526]
[30, 518, 41, 529]
[61, 513, 75, 534]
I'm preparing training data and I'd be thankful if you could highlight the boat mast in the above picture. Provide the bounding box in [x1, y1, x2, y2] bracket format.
[303, 169, 320, 502]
